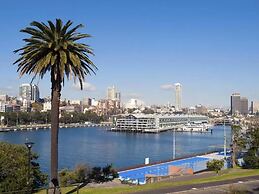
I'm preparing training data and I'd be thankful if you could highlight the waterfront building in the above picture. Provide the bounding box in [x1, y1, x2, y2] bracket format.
[175, 83, 182, 111]
[230, 93, 241, 115]
[115, 114, 208, 133]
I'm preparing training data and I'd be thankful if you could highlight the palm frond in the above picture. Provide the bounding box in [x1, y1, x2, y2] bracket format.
[14, 19, 97, 89]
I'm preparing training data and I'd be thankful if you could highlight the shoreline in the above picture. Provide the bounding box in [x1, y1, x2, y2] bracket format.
[0, 122, 114, 132]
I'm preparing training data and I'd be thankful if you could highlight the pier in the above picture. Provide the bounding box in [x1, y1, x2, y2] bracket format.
[0, 122, 114, 132]
[109, 126, 213, 133]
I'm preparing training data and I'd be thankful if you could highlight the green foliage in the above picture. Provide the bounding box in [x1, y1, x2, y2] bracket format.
[207, 159, 224, 174]
[0, 111, 51, 126]
[231, 125, 245, 167]
[243, 127, 259, 169]
[142, 108, 155, 114]
[0, 142, 47, 193]
[59, 169, 77, 186]
[14, 19, 97, 89]
[59, 164, 118, 187]
[0, 111, 104, 126]
[60, 111, 104, 124]
[243, 149, 259, 169]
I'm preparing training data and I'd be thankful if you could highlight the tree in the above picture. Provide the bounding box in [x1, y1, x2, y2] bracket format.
[59, 164, 118, 193]
[231, 125, 245, 168]
[14, 19, 97, 188]
[0, 142, 47, 193]
[243, 127, 259, 169]
[207, 159, 224, 174]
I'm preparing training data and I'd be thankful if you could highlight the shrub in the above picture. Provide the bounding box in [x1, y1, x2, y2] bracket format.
[59, 164, 118, 187]
[0, 142, 47, 193]
[207, 159, 224, 174]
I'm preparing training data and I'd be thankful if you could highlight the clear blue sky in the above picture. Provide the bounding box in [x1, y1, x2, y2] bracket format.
[0, 0, 259, 107]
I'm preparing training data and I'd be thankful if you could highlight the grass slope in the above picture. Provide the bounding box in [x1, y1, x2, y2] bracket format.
[37, 168, 259, 194]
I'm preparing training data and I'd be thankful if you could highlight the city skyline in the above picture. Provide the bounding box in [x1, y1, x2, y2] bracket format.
[0, 0, 259, 107]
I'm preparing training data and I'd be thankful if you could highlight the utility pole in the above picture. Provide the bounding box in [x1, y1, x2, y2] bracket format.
[173, 128, 176, 159]
[224, 119, 227, 158]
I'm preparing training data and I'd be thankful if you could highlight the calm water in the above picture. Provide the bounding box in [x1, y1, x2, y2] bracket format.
[0, 126, 231, 173]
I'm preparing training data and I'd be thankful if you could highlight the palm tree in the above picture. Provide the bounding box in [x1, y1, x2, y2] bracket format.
[14, 19, 97, 188]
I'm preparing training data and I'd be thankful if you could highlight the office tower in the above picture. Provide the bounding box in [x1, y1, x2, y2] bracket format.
[240, 97, 248, 115]
[116, 92, 121, 101]
[107, 86, 116, 100]
[230, 93, 241, 115]
[19, 83, 40, 102]
[175, 83, 182, 111]
[31, 84, 40, 102]
[251, 101, 259, 114]
[250, 101, 254, 114]
[19, 84, 32, 101]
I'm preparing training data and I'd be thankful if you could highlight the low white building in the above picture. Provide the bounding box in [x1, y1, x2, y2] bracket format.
[43, 102, 51, 112]
[125, 99, 144, 109]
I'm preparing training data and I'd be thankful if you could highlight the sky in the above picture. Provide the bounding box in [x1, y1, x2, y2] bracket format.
[0, 0, 259, 107]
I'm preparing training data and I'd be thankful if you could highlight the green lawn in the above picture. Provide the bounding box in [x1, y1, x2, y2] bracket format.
[37, 168, 259, 194]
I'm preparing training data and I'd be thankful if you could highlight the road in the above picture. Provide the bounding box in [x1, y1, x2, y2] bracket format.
[132, 175, 259, 194]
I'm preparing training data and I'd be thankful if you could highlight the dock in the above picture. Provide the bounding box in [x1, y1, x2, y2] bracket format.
[0, 122, 114, 132]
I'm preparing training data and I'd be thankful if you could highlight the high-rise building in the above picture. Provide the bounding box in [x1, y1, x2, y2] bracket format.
[116, 92, 121, 102]
[251, 101, 259, 114]
[230, 93, 241, 115]
[230, 93, 249, 115]
[31, 84, 40, 102]
[107, 86, 116, 100]
[19, 83, 40, 102]
[240, 97, 248, 115]
[175, 83, 182, 111]
[107, 86, 121, 102]
[19, 84, 32, 101]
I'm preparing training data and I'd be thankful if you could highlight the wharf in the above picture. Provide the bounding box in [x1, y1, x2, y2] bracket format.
[0, 122, 114, 132]
[109, 127, 212, 134]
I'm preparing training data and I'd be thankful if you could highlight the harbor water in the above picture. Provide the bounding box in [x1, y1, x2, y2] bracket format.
[0, 125, 231, 174]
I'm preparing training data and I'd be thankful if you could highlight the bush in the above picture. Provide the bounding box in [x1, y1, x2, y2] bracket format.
[59, 164, 118, 187]
[207, 159, 224, 174]
[0, 142, 47, 193]
[243, 149, 259, 169]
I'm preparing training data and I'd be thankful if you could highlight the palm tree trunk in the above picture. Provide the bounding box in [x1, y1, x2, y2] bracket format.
[232, 143, 237, 168]
[50, 74, 61, 188]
